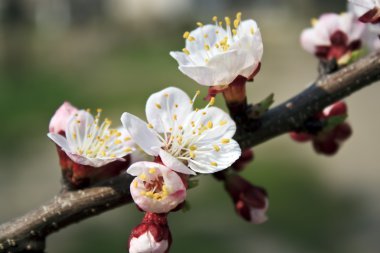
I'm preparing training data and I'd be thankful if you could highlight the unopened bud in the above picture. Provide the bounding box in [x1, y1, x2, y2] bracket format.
[128, 212, 172, 253]
[224, 174, 268, 224]
[49, 102, 78, 135]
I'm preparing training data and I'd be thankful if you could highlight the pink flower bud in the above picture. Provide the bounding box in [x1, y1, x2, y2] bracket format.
[224, 174, 268, 224]
[127, 162, 187, 213]
[323, 101, 347, 117]
[49, 102, 78, 134]
[289, 132, 312, 142]
[129, 212, 171, 253]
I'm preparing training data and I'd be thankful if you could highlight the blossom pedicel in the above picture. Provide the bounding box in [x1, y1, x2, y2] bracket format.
[170, 12, 263, 98]
[349, 0, 380, 23]
[48, 103, 135, 188]
[301, 13, 365, 62]
[121, 87, 241, 175]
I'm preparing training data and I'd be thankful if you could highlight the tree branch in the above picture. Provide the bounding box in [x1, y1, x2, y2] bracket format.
[1, 51, 379, 253]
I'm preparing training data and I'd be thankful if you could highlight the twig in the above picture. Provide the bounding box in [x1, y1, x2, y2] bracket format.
[0, 50, 379, 253]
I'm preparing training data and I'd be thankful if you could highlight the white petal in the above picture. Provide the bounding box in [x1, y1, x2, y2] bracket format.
[65, 110, 94, 149]
[189, 139, 241, 173]
[159, 149, 196, 175]
[169, 51, 192, 66]
[127, 161, 165, 176]
[146, 87, 193, 132]
[178, 65, 220, 86]
[186, 24, 223, 54]
[121, 112, 162, 156]
[47, 133, 71, 151]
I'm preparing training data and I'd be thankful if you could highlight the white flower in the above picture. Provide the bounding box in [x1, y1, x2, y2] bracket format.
[170, 12, 263, 86]
[49, 102, 78, 134]
[129, 231, 169, 253]
[301, 13, 365, 60]
[349, 0, 380, 23]
[48, 109, 135, 167]
[128, 161, 186, 213]
[121, 87, 241, 175]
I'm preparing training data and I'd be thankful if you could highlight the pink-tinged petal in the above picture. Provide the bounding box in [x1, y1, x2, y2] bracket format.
[121, 112, 162, 156]
[128, 162, 187, 213]
[300, 29, 320, 53]
[159, 149, 196, 175]
[146, 87, 193, 133]
[49, 102, 78, 134]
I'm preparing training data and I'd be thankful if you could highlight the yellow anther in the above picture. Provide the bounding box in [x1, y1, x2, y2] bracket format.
[86, 108, 91, 112]
[140, 190, 146, 196]
[219, 21, 223, 26]
[178, 125, 183, 130]
[175, 104, 179, 108]
[110, 154, 116, 158]
[139, 174, 147, 180]
[225, 16, 231, 26]
[162, 185, 168, 193]
[173, 114, 177, 121]
[202, 111, 207, 115]
[211, 162, 218, 166]
[124, 147, 132, 152]
[101, 151, 106, 156]
[204, 44, 210, 50]
[169, 127, 173, 132]
[86, 150, 93, 155]
[124, 136, 131, 141]
[236, 12, 242, 19]
[212, 16, 218, 22]
[233, 19, 240, 29]
[250, 27, 255, 35]
[133, 181, 138, 188]
[204, 34, 208, 38]
[114, 139, 122, 145]
[311, 18, 318, 27]
[213, 145, 221, 152]
[209, 97, 216, 106]
[76, 120, 81, 124]
[96, 108, 102, 113]
[216, 30, 220, 35]
[164, 93, 169, 98]
[155, 103, 162, 109]
[146, 191, 154, 197]
[195, 90, 200, 96]
[232, 29, 237, 35]
[207, 121, 213, 129]
[72, 133, 77, 140]
[116, 132, 122, 137]
[147, 123, 154, 129]
[219, 120, 227, 126]
[188, 36, 196, 42]
[183, 31, 190, 39]
[189, 145, 197, 151]
[182, 48, 190, 55]
[190, 151, 196, 159]
[196, 22, 203, 27]
[221, 138, 230, 144]
[148, 168, 156, 174]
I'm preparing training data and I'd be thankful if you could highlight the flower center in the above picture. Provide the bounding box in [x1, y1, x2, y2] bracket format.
[138, 171, 169, 201]
[71, 109, 131, 158]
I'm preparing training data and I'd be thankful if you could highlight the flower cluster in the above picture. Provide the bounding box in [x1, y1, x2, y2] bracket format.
[121, 87, 241, 212]
[290, 101, 352, 156]
[301, 13, 365, 62]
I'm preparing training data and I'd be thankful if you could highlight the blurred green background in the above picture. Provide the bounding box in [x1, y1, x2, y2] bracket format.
[1, 0, 380, 252]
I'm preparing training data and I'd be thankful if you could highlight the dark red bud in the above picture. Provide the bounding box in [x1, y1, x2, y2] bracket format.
[312, 139, 339, 156]
[334, 123, 352, 141]
[289, 132, 312, 142]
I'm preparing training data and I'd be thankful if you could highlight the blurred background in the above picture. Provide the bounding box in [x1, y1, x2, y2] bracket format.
[1, 0, 380, 252]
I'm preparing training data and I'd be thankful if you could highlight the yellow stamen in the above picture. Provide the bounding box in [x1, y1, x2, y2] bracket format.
[225, 17, 231, 26]
[311, 18, 318, 27]
[147, 123, 154, 129]
[124, 147, 132, 152]
[211, 162, 218, 166]
[188, 36, 196, 42]
[148, 168, 156, 174]
[207, 121, 213, 129]
[190, 151, 196, 159]
[221, 138, 230, 144]
[114, 139, 122, 145]
[196, 22, 203, 27]
[183, 31, 190, 39]
[189, 145, 197, 151]
[213, 145, 220, 152]
[139, 174, 147, 180]
[124, 137, 131, 141]
[155, 103, 162, 109]
[219, 120, 227, 126]
[212, 16, 218, 22]
[182, 48, 190, 55]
